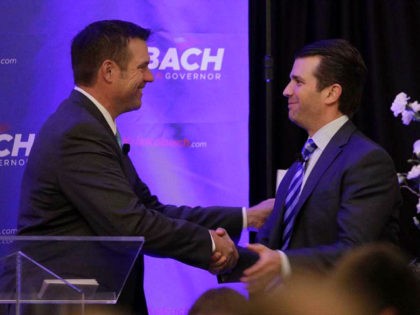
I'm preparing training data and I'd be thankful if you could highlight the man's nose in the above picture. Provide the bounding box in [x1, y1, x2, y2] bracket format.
[145, 68, 154, 82]
[283, 81, 292, 97]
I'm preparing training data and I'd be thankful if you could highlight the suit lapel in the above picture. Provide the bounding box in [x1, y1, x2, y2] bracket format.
[69, 90, 129, 163]
[63, 90, 139, 190]
[69, 90, 118, 144]
[267, 163, 299, 248]
[292, 121, 356, 222]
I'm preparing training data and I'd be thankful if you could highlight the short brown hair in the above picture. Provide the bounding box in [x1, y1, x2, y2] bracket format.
[295, 39, 367, 117]
[71, 20, 151, 86]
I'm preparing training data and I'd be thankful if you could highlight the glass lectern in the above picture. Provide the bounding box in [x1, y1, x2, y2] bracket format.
[0, 235, 144, 315]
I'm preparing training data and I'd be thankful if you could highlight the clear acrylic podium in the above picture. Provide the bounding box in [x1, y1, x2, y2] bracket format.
[0, 235, 144, 315]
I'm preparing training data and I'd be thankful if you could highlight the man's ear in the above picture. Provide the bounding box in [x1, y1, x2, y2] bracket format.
[324, 83, 342, 105]
[99, 60, 116, 83]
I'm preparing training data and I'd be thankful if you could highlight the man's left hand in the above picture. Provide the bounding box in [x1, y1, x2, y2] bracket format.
[246, 198, 275, 229]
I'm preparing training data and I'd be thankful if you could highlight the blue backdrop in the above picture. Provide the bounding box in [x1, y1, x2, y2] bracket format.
[0, 1, 249, 314]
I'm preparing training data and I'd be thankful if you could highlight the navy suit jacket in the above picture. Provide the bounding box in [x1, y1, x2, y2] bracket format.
[17, 90, 243, 314]
[220, 120, 400, 281]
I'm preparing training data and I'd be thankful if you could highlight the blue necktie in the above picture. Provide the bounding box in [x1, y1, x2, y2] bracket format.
[281, 138, 317, 250]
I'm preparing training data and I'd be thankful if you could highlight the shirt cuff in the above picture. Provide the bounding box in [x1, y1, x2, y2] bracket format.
[210, 231, 216, 253]
[211, 205, 246, 253]
[277, 250, 292, 277]
[242, 206, 247, 229]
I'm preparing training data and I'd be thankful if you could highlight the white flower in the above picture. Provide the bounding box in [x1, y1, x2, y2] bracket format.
[391, 92, 409, 116]
[407, 164, 420, 180]
[397, 173, 407, 185]
[413, 140, 420, 157]
[415, 199, 420, 229]
[401, 110, 414, 125]
[414, 216, 420, 228]
[391, 92, 420, 231]
[410, 100, 420, 113]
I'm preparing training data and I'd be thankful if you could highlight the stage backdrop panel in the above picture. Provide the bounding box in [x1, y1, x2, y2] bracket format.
[0, 1, 249, 314]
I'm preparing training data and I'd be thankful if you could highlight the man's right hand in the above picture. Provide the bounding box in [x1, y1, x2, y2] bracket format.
[240, 243, 283, 294]
[209, 228, 239, 274]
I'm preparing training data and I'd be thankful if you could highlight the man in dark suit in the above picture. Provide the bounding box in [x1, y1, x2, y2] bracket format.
[220, 39, 401, 294]
[16, 20, 273, 314]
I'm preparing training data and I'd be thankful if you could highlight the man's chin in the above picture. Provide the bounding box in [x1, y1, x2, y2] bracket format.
[121, 103, 142, 115]
[131, 101, 142, 111]
[288, 114, 301, 127]
[288, 112, 296, 122]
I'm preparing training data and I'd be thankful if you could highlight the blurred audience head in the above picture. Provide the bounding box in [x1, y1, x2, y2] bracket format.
[330, 243, 420, 315]
[188, 287, 250, 315]
[250, 243, 420, 315]
[249, 271, 363, 315]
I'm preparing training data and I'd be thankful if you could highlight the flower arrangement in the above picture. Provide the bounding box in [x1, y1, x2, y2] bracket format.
[391, 92, 420, 125]
[391, 92, 420, 229]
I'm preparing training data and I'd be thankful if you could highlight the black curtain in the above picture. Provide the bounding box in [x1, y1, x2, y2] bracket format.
[249, 0, 420, 257]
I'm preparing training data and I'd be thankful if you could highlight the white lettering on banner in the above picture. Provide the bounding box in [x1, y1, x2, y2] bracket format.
[0, 134, 13, 157]
[190, 141, 207, 148]
[164, 72, 221, 80]
[128, 137, 208, 149]
[0, 158, 28, 167]
[159, 48, 181, 70]
[148, 47, 224, 71]
[201, 48, 224, 70]
[0, 57, 18, 65]
[1, 228, 17, 235]
[148, 47, 159, 69]
[1, 228, 17, 244]
[0, 133, 35, 157]
[181, 48, 201, 71]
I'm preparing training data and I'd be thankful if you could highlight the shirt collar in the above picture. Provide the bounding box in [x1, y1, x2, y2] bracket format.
[311, 115, 349, 150]
[74, 86, 117, 135]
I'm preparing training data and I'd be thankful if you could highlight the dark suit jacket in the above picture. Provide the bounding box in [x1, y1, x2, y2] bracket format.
[17, 90, 243, 314]
[220, 120, 400, 282]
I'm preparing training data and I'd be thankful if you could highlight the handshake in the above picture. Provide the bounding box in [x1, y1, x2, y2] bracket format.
[208, 198, 274, 274]
[209, 227, 238, 274]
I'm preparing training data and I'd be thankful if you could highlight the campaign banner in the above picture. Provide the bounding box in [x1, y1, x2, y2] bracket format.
[0, 1, 249, 313]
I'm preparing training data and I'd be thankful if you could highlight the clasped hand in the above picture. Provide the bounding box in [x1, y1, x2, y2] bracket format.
[208, 228, 238, 274]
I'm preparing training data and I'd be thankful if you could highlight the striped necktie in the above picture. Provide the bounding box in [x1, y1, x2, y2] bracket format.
[281, 138, 317, 250]
[115, 130, 123, 149]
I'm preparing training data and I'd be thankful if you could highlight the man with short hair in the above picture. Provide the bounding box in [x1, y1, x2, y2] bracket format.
[17, 20, 273, 314]
[221, 39, 401, 294]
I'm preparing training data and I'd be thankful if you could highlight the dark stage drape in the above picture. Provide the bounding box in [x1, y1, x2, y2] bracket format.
[249, 0, 420, 257]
